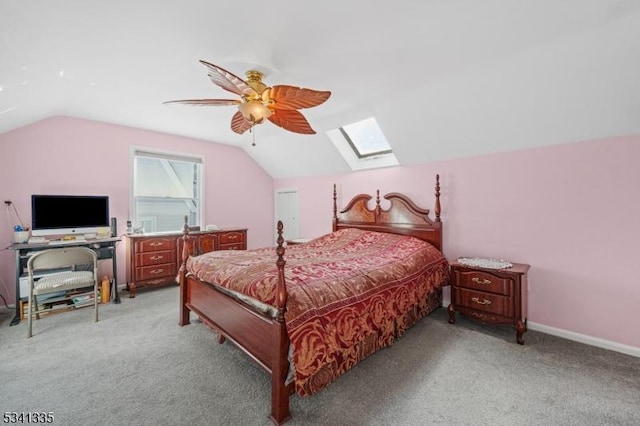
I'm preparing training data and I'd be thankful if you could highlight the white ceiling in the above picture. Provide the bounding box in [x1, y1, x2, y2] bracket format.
[2, 1, 640, 179]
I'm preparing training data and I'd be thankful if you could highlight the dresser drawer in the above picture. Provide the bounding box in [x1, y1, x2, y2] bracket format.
[219, 231, 245, 245]
[135, 263, 176, 281]
[198, 234, 217, 254]
[136, 250, 176, 266]
[453, 287, 514, 318]
[135, 238, 176, 252]
[218, 242, 245, 251]
[455, 270, 512, 296]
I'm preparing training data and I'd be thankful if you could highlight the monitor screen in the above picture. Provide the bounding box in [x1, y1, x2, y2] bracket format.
[31, 195, 110, 237]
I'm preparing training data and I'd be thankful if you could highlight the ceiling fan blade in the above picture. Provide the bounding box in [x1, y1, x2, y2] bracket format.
[231, 111, 253, 134]
[199, 60, 256, 97]
[269, 85, 331, 110]
[163, 99, 241, 106]
[268, 109, 316, 134]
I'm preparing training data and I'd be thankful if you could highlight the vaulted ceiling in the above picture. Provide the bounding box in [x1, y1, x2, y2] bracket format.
[2, 1, 639, 179]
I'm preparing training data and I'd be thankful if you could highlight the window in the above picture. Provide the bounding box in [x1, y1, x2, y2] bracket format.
[340, 117, 393, 158]
[327, 117, 399, 171]
[131, 148, 203, 233]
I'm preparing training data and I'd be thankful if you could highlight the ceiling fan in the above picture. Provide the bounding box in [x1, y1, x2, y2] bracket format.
[164, 60, 331, 136]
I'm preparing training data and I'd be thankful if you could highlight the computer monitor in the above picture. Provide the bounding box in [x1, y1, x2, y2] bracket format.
[30, 195, 110, 237]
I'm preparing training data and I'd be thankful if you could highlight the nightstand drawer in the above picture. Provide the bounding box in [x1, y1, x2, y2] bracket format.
[453, 287, 514, 317]
[455, 270, 512, 296]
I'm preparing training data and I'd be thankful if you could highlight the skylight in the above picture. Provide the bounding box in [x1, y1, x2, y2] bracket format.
[340, 117, 392, 158]
[327, 117, 399, 171]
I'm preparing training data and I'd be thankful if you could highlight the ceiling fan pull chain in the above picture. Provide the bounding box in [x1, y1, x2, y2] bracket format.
[251, 125, 256, 147]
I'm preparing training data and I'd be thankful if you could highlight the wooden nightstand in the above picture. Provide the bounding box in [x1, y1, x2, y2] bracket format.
[447, 259, 530, 344]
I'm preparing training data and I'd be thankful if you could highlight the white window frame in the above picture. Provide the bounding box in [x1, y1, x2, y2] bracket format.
[129, 146, 205, 232]
[327, 117, 399, 171]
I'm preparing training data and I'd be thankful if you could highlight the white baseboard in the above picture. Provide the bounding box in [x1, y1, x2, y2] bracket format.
[527, 321, 640, 358]
[443, 294, 639, 358]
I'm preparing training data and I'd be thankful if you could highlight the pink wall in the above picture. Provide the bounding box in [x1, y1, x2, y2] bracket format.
[2, 117, 637, 350]
[275, 135, 640, 349]
[0, 116, 274, 304]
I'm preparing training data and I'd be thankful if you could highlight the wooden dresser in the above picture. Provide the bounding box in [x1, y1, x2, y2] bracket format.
[447, 259, 530, 344]
[126, 228, 247, 297]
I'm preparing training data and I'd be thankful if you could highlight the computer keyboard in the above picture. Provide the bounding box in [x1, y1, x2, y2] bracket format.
[27, 237, 47, 244]
[48, 239, 87, 245]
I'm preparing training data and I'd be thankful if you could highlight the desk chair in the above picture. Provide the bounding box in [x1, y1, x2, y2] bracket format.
[27, 247, 99, 338]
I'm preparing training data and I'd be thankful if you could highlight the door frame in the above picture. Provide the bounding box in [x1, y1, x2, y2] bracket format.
[274, 187, 299, 244]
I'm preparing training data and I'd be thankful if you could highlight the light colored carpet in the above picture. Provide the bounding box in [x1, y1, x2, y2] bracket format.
[1, 285, 638, 425]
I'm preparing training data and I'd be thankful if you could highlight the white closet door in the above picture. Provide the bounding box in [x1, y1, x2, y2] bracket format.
[274, 189, 299, 244]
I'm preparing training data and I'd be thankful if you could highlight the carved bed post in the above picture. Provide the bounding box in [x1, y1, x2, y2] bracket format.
[179, 215, 191, 326]
[434, 174, 441, 222]
[275, 220, 288, 322]
[332, 183, 338, 232]
[271, 220, 291, 424]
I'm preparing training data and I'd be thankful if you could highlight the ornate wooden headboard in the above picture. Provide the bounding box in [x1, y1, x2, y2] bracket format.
[332, 174, 443, 251]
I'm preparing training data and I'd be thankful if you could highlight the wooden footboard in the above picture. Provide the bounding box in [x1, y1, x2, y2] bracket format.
[178, 220, 293, 425]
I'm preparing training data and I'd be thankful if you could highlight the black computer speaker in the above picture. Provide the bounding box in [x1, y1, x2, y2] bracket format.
[110, 217, 117, 237]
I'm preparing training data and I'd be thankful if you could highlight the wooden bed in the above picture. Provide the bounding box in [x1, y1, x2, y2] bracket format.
[178, 175, 445, 425]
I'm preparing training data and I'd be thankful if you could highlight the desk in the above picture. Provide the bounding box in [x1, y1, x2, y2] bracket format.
[7, 237, 121, 326]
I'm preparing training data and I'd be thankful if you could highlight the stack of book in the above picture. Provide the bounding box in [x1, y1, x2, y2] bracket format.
[71, 292, 96, 308]
[19, 288, 102, 319]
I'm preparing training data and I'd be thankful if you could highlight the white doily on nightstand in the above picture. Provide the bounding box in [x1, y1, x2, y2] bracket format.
[457, 257, 513, 269]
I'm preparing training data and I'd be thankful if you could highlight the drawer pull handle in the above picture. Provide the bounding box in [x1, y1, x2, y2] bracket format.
[150, 269, 164, 275]
[150, 255, 163, 260]
[471, 297, 492, 305]
[472, 277, 492, 285]
[227, 235, 238, 240]
[150, 242, 163, 247]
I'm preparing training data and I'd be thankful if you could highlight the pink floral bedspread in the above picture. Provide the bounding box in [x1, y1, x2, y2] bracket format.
[187, 228, 448, 395]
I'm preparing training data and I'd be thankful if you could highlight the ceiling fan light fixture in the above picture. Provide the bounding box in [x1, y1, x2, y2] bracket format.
[238, 100, 272, 124]
[165, 60, 330, 135]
